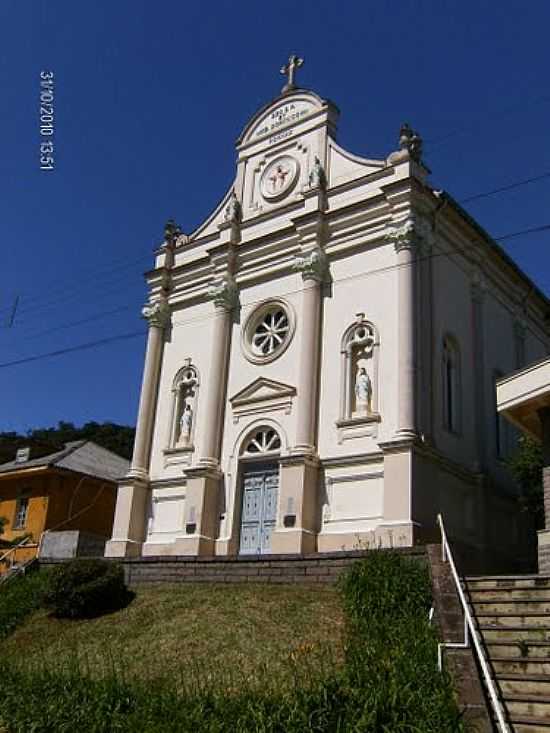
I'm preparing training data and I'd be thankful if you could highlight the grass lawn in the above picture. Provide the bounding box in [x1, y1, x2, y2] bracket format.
[1, 582, 344, 690]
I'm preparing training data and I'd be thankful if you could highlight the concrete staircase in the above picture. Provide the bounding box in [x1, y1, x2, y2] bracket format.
[465, 575, 550, 733]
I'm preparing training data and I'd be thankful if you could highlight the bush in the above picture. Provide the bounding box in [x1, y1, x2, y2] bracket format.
[42, 558, 128, 619]
[0, 570, 49, 639]
[338, 551, 464, 732]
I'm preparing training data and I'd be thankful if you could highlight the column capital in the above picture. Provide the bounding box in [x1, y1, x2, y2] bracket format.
[208, 274, 239, 311]
[385, 215, 433, 254]
[470, 268, 488, 302]
[293, 246, 329, 283]
[141, 299, 171, 329]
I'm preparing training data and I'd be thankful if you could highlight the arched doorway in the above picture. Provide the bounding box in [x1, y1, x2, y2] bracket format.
[238, 427, 281, 555]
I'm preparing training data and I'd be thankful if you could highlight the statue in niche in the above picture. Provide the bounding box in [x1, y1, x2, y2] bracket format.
[354, 367, 372, 414]
[179, 403, 193, 445]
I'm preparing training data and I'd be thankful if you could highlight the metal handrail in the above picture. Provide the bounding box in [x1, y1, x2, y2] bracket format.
[436, 513, 509, 733]
[0, 536, 32, 567]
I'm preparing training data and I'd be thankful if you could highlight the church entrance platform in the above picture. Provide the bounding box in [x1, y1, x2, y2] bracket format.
[41, 547, 426, 586]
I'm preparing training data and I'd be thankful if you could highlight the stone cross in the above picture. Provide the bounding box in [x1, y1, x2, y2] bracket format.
[280, 54, 304, 93]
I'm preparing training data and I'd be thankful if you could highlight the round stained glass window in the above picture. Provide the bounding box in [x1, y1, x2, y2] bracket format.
[242, 300, 295, 364]
[252, 309, 289, 356]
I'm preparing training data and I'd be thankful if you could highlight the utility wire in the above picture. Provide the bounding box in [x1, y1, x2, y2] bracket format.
[459, 172, 550, 204]
[2, 223, 548, 371]
[2, 219, 550, 340]
[3, 157, 550, 324]
[3, 168, 550, 329]
[425, 92, 550, 148]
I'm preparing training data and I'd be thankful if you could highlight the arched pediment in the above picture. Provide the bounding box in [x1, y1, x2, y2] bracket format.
[237, 89, 332, 146]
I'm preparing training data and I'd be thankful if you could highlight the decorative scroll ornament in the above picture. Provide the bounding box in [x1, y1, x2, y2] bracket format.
[223, 191, 242, 224]
[308, 156, 327, 191]
[399, 122, 423, 162]
[208, 275, 239, 310]
[164, 219, 182, 246]
[142, 299, 171, 328]
[293, 246, 328, 282]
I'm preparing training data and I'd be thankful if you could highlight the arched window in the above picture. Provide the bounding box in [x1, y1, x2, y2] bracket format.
[241, 427, 281, 457]
[442, 335, 461, 433]
[169, 361, 200, 449]
[339, 315, 380, 422]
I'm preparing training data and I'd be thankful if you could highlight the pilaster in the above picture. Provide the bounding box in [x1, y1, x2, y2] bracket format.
[291, 211, 328, 455]
[106, 298, 171, 558]
[385, 216, 425, 439]
[270, 453, 319, 554]
[471, 270, 487, 472]
[538, 407, 550, 573]
[174, 466, 222, 556]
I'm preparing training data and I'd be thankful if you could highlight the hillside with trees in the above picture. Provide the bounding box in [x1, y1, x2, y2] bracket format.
[0, 421, 135, 463]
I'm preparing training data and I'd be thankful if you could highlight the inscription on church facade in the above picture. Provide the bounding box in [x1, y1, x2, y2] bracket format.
[253, 101, 313, 140]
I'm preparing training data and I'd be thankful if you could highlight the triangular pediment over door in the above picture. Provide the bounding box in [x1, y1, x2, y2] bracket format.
[229, 378, 296, 423]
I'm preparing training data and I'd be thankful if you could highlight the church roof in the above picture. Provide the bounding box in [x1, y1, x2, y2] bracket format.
[0, 440, 129, 482]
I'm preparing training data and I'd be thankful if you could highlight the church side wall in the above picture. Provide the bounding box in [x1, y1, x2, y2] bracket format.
[430, 241, 478, 469]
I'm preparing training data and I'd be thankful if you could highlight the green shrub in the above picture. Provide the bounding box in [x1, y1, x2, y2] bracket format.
[0, 570, 48, 639]
[42, 558, 128, 619]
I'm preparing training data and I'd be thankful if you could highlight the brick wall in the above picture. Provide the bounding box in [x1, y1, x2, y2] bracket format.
[41, 547, 426, 586]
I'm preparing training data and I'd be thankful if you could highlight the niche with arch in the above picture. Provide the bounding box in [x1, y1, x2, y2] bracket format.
[166, 360, 200, 453]
[336, 315, 381, 442]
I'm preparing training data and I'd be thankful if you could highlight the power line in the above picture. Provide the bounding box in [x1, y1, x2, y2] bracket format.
[16, 305, 136, 341]
[0, 330, 146, 369]
[4, 167, 550, 331]
[425, 92, 550, 148]
[2, 223, 548, 371]
[493, 223, 550, 241]
[459, 172, 550, 204]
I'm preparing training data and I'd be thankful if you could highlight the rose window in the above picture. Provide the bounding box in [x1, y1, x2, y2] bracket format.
[252, 309, 289, 357]
[242, 299, 295, 364]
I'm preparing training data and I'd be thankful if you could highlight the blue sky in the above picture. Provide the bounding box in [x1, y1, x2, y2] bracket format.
[1, 0, 549, 434]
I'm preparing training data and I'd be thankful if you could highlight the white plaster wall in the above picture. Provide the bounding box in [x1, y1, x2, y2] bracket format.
[430, 243, 478, 469]
[149, 299, 216, 481]
[318, 240, 399, 457]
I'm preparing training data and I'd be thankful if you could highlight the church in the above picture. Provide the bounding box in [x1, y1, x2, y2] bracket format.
[105, 57, 549, 566]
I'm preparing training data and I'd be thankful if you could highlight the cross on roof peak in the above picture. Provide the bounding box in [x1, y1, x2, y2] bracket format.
[280, 54, 304, 94]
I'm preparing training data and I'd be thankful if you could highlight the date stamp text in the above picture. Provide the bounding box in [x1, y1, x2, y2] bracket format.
[39, 71, 55, 170]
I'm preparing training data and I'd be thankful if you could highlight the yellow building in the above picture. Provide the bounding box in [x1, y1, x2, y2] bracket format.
[0, 441, 129, 573]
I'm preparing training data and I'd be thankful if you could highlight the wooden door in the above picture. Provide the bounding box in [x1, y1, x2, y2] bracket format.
[239, 465, 278, 555]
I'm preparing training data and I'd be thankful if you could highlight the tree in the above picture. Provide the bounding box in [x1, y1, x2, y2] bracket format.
[508, 435, 544, 529]
[0, 421, 135, 462]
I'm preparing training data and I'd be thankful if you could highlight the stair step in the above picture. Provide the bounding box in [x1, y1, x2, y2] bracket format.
[473, 601, 550, 614]
[486, 642, 550, 660]
[480, 627, 550, 643]
[509, 715, 550, 733]
[497, 674, 550, 697]
[465, 576, 550, 590]
[469, 589, 550, 602]
[504, 694, 550, 720]
[492, 658, 550, 675]
[476, 613, 550, 628]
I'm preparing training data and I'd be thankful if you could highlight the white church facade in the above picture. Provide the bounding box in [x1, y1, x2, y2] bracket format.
[106, 58, 549, 565]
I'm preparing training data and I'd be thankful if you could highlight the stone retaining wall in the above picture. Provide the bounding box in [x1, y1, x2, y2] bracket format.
[40, 547, 426, 586]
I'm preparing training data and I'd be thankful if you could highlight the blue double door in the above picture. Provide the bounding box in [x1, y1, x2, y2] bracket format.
[239, 464, 279, 555]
